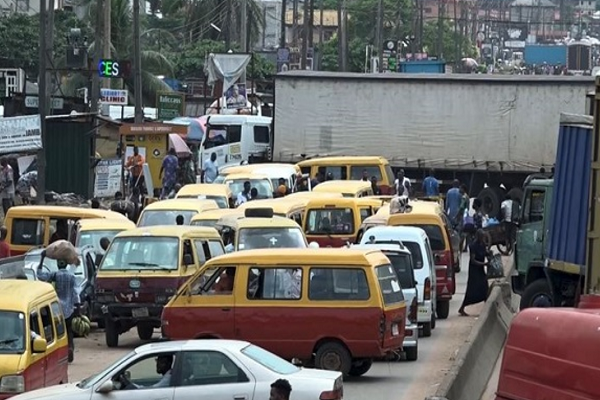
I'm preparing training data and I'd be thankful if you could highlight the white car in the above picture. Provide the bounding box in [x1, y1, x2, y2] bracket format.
[12, 340, 343, 400]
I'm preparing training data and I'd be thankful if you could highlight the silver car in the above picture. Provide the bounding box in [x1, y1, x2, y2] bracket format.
[352, 242, 419, 361]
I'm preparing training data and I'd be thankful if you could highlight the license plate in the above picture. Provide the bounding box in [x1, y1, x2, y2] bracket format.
[132, 307, 149, 318]
[392, 324, 399, 336]
[418, 308, 428, 314]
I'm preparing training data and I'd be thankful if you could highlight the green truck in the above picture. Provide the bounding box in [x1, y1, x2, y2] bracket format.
[513, 113, 594, 309]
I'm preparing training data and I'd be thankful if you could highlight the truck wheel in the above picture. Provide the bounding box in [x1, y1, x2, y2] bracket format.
[431, 313, 436, 330]
[422, 322, 432, 337]
[436, 300, 450, 319]
[137, 324, 154, 340]
[405, 346, 418, 361]
[105, 319, 119, 348]
[348, 359, 373, 376]
[520, 279, 553, 310]
[315, 342, 352, 375]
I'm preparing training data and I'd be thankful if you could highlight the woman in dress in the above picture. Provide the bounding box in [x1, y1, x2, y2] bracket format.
[458, 229, 490, 316]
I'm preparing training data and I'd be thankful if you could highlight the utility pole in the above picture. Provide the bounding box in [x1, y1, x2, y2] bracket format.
[308, 0, 314, 49]
[103, 0, 111, 89]
[91, 0, 104, 117]
[36, 0, 47, 204]
[339, 0, 348, 71]
[376, 0, 383, 72]
[319, 0, 323, 45]
[133, 0, 143, 123]
[280, 0, 287, 48]
[292, 0, 299, 45]
[437, 0, 444, 58]
[225, 0, 231, 48]
[241, 0, 247, 51]
[301, 0, 309, 68]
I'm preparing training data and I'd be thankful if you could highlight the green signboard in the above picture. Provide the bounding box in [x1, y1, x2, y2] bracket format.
[156, 92, 185, 121]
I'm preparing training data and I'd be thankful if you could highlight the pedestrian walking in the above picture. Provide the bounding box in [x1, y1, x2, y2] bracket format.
[0, 226, 10, 259]
[270, 379, 292, 400]
[160, 148, 179, 199]
[422, 169, 439, 197]
[202, 152, 219, 184]
[394, 170, 411, 197]
[125, 146, 145, 191]
[445, 180, 462, 227]
[458, 229, 491, 316]
[37, 255, 79, 362]
[0, 158, 15, 215]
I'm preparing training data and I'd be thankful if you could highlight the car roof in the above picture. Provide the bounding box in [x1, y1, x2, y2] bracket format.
[141, 199, 220, 211]
[352, 243, 411, 255]
[114, 225, 221, 239]
[313, 180, 372, 193]
[76, 218, 136, 230]
[238, 198, 306, 214]
[134, 339, 252, 355]
[206, 248, 388, 266]
[6, 206, 128, 220]
[176, 184, 232, 198]
[190, 208, 242, 221]
[296, 156, 389, 166]
[216, 215, 302, 229]
[224, 173, 271, 180]
[285, 192, 344, 200]
[365, 226, 429, 241]
[305, 197, 380, 208]
[0, 281, 56, 308]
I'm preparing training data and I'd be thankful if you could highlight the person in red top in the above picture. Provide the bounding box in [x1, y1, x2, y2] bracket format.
[125, 146, 145, 190]
[0, 226, 10, 259]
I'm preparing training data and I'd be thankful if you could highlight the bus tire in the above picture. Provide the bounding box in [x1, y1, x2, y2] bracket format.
[315, 341, 352, 375]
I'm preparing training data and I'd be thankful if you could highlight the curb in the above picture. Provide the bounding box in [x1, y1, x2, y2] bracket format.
[425, 261, 516, 400]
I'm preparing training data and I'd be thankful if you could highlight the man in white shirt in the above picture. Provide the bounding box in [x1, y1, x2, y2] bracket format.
[500, 194, 515, 244]
[235, 181, 252, 206]
[394, 169, 411, 197]
[202, 152, 218, 183]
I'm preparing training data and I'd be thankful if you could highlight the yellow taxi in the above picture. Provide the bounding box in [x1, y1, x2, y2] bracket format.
[137, 199, 220, 227]
[71, 218, 136, 254]
[296, 156, 395, 194]
[312, 180, 374, 198]
[0, 280, 69, 398]
[189, 208, 243, 228]
[4, 206, 128, 255]
[95, 225, 225, 347]
[175, 183, 233, 208]
[237, 198, 306, 226]
[215, 208, 308, 252]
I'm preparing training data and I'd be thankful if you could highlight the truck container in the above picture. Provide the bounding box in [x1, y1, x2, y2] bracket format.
[273, 71, 594, 215]
[523, 44, 567, 65]
[514, 112, 593, 308]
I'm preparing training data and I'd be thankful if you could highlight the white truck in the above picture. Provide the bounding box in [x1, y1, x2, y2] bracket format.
[272, 71, 594, 214]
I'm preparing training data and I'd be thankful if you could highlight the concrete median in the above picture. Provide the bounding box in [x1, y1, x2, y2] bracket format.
[425, 262, 517, 400]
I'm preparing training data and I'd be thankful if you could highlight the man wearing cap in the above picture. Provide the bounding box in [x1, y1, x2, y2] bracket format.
[37, 255, 80, 363]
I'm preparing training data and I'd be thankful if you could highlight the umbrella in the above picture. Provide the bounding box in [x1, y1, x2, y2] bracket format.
[168, 117, 205, 141]
[168, 134, 192, 157]
[462, 57, 479, 68]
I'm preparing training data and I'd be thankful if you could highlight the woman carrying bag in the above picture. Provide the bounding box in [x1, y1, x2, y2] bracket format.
[458, 229, 491, 317]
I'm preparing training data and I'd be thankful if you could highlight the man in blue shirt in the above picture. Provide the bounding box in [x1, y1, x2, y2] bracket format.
[422, 169, 439, 197]
[37, 255, 80, 363]
[445, 180, 462, 227]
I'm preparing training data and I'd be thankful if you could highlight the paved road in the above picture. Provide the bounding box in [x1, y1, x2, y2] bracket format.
[69, 253, 492, 399]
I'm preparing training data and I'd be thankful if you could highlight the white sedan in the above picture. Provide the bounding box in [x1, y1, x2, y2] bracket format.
[12, 340, 344, 400]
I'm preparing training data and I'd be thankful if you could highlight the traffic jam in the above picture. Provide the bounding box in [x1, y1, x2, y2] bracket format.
[0, 154, 480, 400]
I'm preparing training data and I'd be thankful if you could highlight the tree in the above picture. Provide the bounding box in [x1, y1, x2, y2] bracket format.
[422, 20, 477, 63]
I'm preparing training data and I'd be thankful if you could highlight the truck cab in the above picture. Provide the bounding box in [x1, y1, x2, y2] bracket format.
[512, 178, 553, 305]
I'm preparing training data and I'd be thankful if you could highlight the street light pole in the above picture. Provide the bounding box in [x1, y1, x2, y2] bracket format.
[36, 0, 47, 204]
[133, 0, 143, 123]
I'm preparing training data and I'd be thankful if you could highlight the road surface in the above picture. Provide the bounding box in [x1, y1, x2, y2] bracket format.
[68, 253, 499, 399]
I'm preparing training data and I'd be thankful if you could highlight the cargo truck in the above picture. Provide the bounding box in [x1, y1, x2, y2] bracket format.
[512, 112, 593, 309]
[493, 78, 600, 400]
[523, 44, 567, 65]
[272, 72, 594, 216]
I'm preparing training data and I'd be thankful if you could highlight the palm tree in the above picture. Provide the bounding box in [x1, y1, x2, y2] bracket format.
[63, 0, 175, 105]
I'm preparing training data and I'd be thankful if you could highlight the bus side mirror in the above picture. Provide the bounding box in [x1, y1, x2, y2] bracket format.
[183, 254, 193, 266]
[32, 337, 47, 353]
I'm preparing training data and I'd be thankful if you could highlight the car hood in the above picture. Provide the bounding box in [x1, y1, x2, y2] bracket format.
[12, 383, 87, 400]
[0, 354, 23, 377]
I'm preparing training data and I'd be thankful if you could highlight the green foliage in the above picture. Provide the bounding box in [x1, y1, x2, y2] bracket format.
[422, 20, 477, 63]
[0, 10, 89, 77]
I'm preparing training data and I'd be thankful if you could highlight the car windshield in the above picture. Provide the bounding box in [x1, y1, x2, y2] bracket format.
[402, 241, 424, 269]
[306, 208, 355, 235]
[226, 179, 273, 199]
[77, 229, 123, 255]
[385, 253, 415, 289]
[138, 210, 197, 227]
[238, 228, 306, 250]
[241, 344, 300, 375]
[413, 225, 445, 251]
[177, 195, 228, 208]
[376, 264, 404, 306]
[100, 237, 180, 270]
[0, 311, 26, 354]
[24, 254, 85, 285]
[78, 350, 136, 388]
